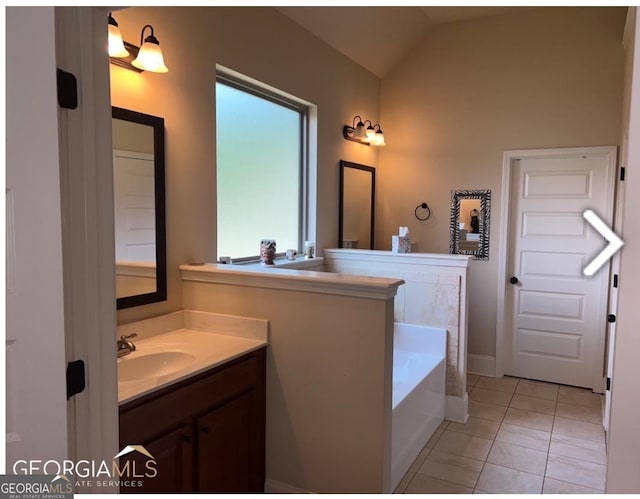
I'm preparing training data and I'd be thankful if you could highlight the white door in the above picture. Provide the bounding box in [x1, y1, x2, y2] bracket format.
[504, 147, 616, 390]
[6, 6, 69, 467]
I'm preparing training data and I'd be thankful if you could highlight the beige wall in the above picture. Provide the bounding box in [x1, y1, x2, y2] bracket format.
[606, 7, 640, 493]
[112, 118, 154, 154]
[110, 7, 381, 324]
[378, 7, 626, 358]
[182, 280, 394, 493]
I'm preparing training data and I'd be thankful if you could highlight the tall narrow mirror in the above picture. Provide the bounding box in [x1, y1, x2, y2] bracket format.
[339, 160, 375, 249]
[112, 106, 167, 309]
[449, 189, 491, 260]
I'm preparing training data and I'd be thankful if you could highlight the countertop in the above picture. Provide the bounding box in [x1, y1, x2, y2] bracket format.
[117, 315, 268, 405]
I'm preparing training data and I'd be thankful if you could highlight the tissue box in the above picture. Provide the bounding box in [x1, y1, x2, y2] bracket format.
[392, 235, 412, 253]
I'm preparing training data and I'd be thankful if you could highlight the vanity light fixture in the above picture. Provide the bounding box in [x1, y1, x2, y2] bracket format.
[372, 124, 386, 146]
[343, 115, 386, 146]
[108, 12, 129, 58]
[132, 25, 169, 73]
[108, 16, 169, 74]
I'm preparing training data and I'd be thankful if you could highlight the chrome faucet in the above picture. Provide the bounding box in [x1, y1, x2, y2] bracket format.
[117, 333, 137, 358]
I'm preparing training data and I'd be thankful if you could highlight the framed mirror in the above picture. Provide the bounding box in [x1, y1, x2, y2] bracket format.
[449, 189, 491, 260]
[112, 106, 167, 309]
[339, 161, 375, 249]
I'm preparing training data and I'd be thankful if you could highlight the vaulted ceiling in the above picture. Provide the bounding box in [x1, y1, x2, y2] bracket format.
[276, 6, 531, 78]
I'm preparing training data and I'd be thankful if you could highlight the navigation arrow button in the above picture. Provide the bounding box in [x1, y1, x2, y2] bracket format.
[583, 210, 624, 276]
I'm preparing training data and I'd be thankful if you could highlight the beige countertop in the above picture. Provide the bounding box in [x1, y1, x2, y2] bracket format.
[117, 311, 269, 405]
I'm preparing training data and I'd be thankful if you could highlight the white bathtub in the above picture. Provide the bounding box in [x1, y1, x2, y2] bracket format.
[391, 322, 446, 491]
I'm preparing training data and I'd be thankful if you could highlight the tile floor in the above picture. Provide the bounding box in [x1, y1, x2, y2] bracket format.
[394, 375, 606, 494]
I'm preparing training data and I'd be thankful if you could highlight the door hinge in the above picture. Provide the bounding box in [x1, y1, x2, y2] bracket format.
[66, 359, 86, 399]
[613, 274, 619, 288]
[56, 68, 78, 110]
[620, 166, 626, 181]
[607, 314, 616, 323]
[606, 377, 611, 391]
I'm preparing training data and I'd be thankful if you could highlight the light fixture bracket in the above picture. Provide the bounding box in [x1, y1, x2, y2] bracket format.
[109, 41, 143, 73]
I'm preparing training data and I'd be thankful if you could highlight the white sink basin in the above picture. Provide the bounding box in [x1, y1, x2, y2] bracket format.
[118, 351, 197, 382]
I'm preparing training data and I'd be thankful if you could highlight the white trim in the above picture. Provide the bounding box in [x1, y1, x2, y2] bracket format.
[467, 354, 496, 377]
[264, 479, 314, 494]
[445, 394, 469, 423]
[324, 248, 472, 268]
[180, 263, 404, 300]
[496, 146, 617, 390]
[55, 7, 119, 493]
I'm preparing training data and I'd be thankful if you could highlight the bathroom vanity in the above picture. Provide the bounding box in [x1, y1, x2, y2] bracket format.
[116, 311, 269, 493]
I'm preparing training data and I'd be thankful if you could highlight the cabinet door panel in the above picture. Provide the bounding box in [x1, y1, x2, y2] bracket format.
[197, 391, 254, 492]
[120, 425, 194, 493]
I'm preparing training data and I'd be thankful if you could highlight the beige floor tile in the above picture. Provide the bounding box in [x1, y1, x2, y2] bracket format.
[510, 394, 557, 415]
[542, 477, 603, 494]
[558, 386, 602, 408]
[549, 433, 607, 465]
[503, 407, 554, 432]
[409, 445, 432, 473]
[495, 422, 551, 452]
[448, 416, 501, 439]
[469, 387, 513, 407]
[405, 474, 474, 494]
[467, 373, 480, 388]
[486, 441, 548, 475]
[468, 400, 508, 422]
[476, 463, 544, 494]
[394, 471, 414, 493]
[475, 376, 519, 393]
[434, 429, 493, 461]
[555, 401, 602, 424]
[417, 450, 484, 488]
[553, 416, 605, 444]
[545, 453, 606, 490]
[424, 421, 449, 449]
[515, 379, 559, 401]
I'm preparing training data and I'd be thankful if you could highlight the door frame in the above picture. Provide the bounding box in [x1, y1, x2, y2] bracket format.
[55, 6, 119, 492]
[496, 146, 617, 392]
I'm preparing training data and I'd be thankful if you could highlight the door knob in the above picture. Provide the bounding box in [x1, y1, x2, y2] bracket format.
[510, 276, 519, 285]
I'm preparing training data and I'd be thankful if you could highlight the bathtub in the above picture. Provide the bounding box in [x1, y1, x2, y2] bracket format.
[391, 323, 446, 491]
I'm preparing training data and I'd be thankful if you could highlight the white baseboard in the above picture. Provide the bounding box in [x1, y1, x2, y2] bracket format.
[264, 479, 313, 494]
[467, 354, 496, 377]
[445, 393, 468, 423]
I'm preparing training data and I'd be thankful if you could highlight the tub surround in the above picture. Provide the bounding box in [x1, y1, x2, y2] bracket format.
[180, 263, 404, 493]
[324, 249, 471, 423]
[116, 310, 268, 404]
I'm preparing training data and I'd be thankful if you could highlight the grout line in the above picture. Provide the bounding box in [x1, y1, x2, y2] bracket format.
[405, 377, 606, 493]
[471, 384, 512, 493]
[542, 476, 604, 494]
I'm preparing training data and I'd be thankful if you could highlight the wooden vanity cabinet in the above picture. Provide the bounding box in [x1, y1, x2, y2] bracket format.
[119, 347, 266, 493]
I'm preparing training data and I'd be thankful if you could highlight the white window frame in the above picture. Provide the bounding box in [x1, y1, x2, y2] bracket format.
[215, 67, 312, 262]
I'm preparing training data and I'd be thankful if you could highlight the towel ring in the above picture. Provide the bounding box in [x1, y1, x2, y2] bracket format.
[415, 202, 431, 221]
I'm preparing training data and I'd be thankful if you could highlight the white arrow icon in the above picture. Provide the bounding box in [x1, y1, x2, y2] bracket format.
[583, 210, 624, 276]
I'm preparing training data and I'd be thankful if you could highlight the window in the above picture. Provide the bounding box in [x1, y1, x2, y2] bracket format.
[216, 72, 307, 260]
